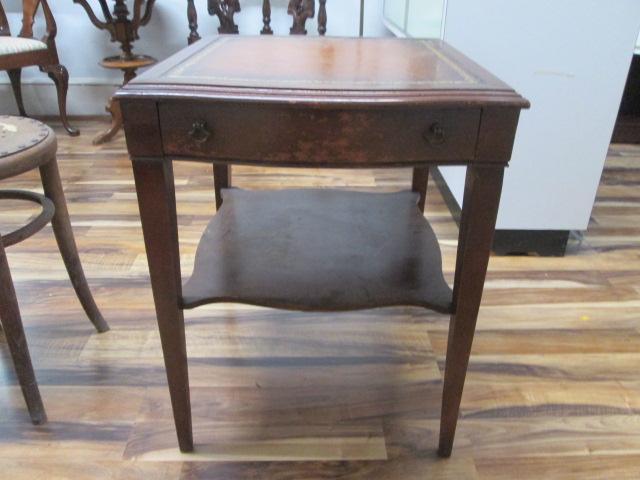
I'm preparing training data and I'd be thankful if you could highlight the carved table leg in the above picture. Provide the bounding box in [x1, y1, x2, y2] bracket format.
[132, 158, 193, 453]
[93, 97, 123, 146]
[0, 235, 47, 425]
[438, 166, 504, 457]
[39, 157, 109, 333]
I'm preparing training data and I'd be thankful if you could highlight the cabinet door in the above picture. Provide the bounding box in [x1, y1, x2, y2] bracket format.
[407, 0, 446, 38]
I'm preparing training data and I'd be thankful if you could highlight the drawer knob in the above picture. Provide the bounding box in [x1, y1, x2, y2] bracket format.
[424, 123, 445, 145]
[189, 120, 212, 144]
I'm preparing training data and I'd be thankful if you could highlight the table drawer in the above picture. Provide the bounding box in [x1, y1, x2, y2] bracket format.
[158, 102, 480, 166]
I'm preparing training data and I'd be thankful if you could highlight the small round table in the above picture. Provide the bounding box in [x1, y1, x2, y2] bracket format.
[0, 115, 109, 425]
[72, 0, 157, 144]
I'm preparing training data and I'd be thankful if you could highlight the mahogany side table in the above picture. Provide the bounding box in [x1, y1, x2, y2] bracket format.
[117, 36, 529, 456]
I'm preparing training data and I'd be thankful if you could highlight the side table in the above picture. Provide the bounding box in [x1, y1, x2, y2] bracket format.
[117, 36, 529, 456]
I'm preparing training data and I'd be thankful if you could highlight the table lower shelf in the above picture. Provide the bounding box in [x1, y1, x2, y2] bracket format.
[181, 188, 453, 313]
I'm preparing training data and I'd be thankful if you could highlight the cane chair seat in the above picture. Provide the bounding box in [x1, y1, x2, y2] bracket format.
[0, 115, 55, 181]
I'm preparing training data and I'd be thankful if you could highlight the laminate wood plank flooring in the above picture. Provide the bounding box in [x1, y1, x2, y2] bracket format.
[0, 119, 639, 479]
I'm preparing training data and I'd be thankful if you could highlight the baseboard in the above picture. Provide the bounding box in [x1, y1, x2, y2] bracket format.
[612, 114, 640, 144]
[613, 53, 640, 144]
[492, 230, 570, 256]
[0, 83, 119, 116]
[432, 167, 571, 257]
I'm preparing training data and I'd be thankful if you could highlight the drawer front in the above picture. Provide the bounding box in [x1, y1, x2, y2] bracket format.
[159, 102, 480, 166]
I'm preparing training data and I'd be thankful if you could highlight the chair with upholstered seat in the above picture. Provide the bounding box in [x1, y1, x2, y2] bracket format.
[0, 0, 78, 136]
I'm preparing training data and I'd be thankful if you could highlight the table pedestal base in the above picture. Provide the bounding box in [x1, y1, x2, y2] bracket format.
[93, 54, 155, 146]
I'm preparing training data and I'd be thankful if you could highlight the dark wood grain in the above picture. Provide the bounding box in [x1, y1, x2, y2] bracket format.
[159, 103, 481, 167]
[182, 188, 453, 312]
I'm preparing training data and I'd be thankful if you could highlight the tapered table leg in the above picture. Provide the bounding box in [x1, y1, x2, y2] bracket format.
[412, 166, 429, 213]
[213, 164, 231, 210]
[438, 166, 504, 457]
[132, 158, 194, 453]
[0, 236, 47, 425]
[39, 157, 109, 333]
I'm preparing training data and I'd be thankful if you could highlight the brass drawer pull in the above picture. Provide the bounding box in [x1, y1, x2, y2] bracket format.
[424, 122, 445, 145]
[189, 120, 212, 144]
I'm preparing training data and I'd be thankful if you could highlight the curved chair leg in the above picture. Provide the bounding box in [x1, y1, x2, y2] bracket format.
[0, 236, 47, 425]
[39, 157, 109, 333]
[7, 69, 27, 117]
[39, 64, 79, 137]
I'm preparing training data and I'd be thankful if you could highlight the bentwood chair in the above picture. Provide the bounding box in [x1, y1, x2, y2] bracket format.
[0, 115, 108, 424]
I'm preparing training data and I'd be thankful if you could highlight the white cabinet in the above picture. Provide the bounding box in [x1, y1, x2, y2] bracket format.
[384, 0, 640, 254]
[382, 0, 444, 39]
[406, 0, 445, 39]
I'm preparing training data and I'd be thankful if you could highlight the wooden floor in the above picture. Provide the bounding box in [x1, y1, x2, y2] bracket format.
[1, 119, 639, 479]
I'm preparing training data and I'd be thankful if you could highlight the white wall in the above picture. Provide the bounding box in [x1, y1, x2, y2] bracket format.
[1, 0, 389, 115]
[439, 0, 640, 231]
[385, 0, 640, 232]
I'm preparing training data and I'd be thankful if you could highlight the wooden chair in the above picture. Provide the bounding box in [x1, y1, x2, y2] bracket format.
[0, 0, 78, 136]
[187, 0, 327, 44]
[0, 115, 108, 424]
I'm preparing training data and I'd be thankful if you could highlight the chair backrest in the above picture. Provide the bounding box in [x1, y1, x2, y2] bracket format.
[0, 0, 53, 40]
[188, 0, 327, 44]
